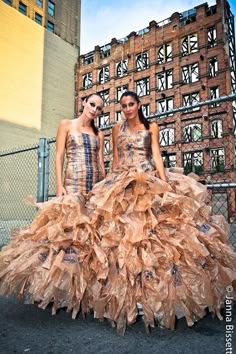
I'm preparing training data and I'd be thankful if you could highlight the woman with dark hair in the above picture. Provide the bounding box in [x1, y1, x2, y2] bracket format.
[112, 90, 166, 181]
[0, 91, 235, 336]
[84, 90, 236, 334]
[56, 93, 105, 196]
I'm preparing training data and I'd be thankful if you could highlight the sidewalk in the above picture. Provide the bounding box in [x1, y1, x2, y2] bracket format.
[0, 296, 235, 354]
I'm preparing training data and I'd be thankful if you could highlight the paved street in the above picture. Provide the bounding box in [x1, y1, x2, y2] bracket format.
[0, 296, 235, 354]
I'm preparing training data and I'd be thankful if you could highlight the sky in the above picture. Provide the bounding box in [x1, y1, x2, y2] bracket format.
[80, 0, 236, 54]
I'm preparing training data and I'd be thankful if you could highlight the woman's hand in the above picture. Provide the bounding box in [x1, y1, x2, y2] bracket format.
[56, 185, 67, 197]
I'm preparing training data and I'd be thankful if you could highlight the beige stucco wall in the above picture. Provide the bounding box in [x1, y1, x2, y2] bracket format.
[0, 1, 78, 150]
[0, 2, 44, 130]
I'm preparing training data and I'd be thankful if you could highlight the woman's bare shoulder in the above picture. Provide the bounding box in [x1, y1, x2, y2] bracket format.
[149, 121, 159, 132]
[112, 122, 122, 132]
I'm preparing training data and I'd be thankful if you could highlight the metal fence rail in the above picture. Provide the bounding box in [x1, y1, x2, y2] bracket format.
[0, 95, 236, 248]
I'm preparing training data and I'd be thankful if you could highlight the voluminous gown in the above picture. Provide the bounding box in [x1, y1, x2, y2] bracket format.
[0, 122, 235, 335]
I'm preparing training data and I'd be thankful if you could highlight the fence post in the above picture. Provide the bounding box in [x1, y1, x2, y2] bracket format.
[37, 138, 50, 202]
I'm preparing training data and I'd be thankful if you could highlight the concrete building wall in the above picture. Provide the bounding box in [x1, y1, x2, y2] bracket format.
[0, 1, 78, 150]
[1, 0, 81, 47]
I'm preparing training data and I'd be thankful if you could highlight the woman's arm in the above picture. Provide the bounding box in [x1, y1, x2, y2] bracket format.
[150, 122, 167, 182]
[111, 124, 119, 171]
[98, 131, 106, 177]
[55, 120, 69, 196]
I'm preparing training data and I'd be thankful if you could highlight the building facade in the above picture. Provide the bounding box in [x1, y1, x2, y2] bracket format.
[2, 0, 80, 46]
[0, 0, 81, 149]
[76, 0, 236, 220]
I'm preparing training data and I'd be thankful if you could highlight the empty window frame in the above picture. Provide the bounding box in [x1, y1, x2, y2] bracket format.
[116, 111, 122, 122]
[97, 114, 110, 128]
[182, 92, 200, 111]
[183, 123, 202, 142]
[135, 78, 150, 97]
[210, 148, 225, 172]
[98, 89, 109, 106]
[157, 43, 172, 64]
[142, 104, 150, 117]
[116, 59, 128, 77]
[183, 151, 203, 174]
[116, 85, 128, 102]
[100, 45, 111, 59]
[181, 33, 198, 56]
[157, 70, 173, 91]
[136, 51, 149, 71]
[209, 57, 218, 77]
[104, 139, 110, 155]
[209, 86, 220, 107]
[210, 119, 223, 138]
[160, 128, 175, 146]
[98, 66, 110, 84]
[182, 63, 199, 84]
[208, 26, 217, 47]
[163, 153, 176, 168]
[157, 97, 174, 117]
[82, 73, 92, 89]
[83, 53, 94, 65]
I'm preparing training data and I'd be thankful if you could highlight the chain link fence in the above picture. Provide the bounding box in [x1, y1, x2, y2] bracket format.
[0, 144, 38, 245]
[0, 95, 236, 248]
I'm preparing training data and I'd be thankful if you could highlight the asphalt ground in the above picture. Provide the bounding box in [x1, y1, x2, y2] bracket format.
[0, 296, 235, 354]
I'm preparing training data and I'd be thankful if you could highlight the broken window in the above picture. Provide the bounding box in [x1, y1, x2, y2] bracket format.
[98, 89, 109, 106]
[208, 26, 217, 47]
[98, 66, 110, 84]
[157, 43, 172, 64]
[83, 52, 94, 65]
[163, 153, 176, 168]
[100, 44, 111, 59]
[160, 128, 175, 146]
[183, 123, 202, 142]
[209, 86, 220, 107]
[182, 63, 199, 83]
[210, 119, 223, 138]
[135, 78, 150, 97]
[183, 151, 203, 174]
[181, 33, 198, 56]
[116, 59, 128, 77]
[157, 70, 173, 90]
[82, 72, 92, 89]
[116, 85, 128, 102]
[157, 97, 174, 117]
[182, 92, 200, 111]
[104, 139, 110, 155]
[136, 51, 149, 71]
[209, 57, 218, 77]
[142, 104, 150, 117]
[210, 148, 225, 172]
[97, 113, 110, 128]
[116, 111, 122, 122]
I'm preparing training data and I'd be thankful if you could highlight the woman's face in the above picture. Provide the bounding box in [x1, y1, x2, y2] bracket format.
[120, 95, 140, 120]
[84, 95, 103, 119]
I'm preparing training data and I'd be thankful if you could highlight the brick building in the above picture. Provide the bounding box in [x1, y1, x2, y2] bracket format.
[76, 0, 236, 220]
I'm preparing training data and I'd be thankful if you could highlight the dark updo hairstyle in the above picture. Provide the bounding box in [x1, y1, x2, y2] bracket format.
[120, 90, 150, 130]
[84, 93, 104, 135]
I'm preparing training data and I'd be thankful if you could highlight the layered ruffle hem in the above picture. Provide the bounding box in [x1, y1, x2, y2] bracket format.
[0, 168, 236, 335]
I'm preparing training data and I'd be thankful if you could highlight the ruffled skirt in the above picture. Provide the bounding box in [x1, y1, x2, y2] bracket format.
[0, 169, 235, 335]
